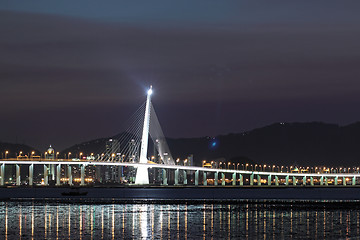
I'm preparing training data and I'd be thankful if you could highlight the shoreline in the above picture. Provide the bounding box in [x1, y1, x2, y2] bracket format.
[1, 185, 360, 203]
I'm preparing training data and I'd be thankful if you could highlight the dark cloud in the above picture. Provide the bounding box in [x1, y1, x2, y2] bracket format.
[1, 4, 360, 150]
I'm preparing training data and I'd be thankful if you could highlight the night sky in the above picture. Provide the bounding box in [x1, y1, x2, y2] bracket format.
[1, 1, 360, 151]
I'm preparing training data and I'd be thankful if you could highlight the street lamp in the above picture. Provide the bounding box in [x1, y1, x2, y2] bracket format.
[68, 152, 71, 159]
[56, 152, 59, 159]
[31, 151, 35, 159]
[80, 152, 83, 159]
[5, 151, 8, 159]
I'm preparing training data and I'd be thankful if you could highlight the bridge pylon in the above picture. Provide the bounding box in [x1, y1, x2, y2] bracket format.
[134, 86, 152, 184]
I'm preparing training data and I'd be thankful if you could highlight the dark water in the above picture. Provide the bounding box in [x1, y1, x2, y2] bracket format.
[0, 201, 358, 239]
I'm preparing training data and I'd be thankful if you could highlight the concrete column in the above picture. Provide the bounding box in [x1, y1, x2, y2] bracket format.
[343, 177, 346, 186]
[118, 166, 122, 183]
[310, 177, 314, 186]
[232, 172, 236, 186]
[183, 170, 187, 185]
[353, 176, 356, 186]
[56, 164, 61, 186]
[239, 174, 243, 186]
[268, 175, 271, 186]
[214, 172, 218, 186]
[292, 176, 296, 186]
[174, 169, 179, 185]
[325, 177, 328, 186]
[285, 175, 289, 186]
[44, 165, 48, 186]
[250, 174, 254, 186]
[16, 164, 20, 186]
[162, 169, 168, 185]
[29, 164, 33, 186]
[96, 166, 102, 183]
[51, 164, 55, 181]
[275, 176, 279, 186]
[334, 176, 338, 186]
[221, 173, 225, 186]
[203, 172, 207, 186]
[195, 170, 199, 186]
[257, 175, 261, 186]
[68, 165, 72, 186]
[81, 164, 85, 186]
[0, 163, 4, 186]
[302, 176, 306, 186]
[320, 176, 324, 185]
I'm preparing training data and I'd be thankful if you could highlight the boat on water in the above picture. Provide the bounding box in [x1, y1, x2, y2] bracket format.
[61, 188, 88, 196]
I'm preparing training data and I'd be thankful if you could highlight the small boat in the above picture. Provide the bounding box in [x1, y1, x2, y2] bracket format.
[61, 188, 88, 196]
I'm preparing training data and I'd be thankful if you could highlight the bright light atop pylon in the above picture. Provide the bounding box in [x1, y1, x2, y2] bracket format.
[148, 88, 153, 95]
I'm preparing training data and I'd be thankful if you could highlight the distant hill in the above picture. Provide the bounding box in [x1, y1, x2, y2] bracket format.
[61, 122, 360, 167]
[0, 142, 40, 158]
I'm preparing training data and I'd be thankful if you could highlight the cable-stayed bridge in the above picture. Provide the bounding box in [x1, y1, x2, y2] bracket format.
[1, 87, 360, 187]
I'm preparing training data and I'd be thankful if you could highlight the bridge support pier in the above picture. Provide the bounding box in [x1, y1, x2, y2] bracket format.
[0, 163, 4, 186]
[195, 170, 199, 186]
[96, 166, 102, 183]
[292, 176, 296, 186]
[250, 174, 254, 186]
[68, 165, 72, 186]
[353, 176, 356, 186]
[239, 174, 243, 186]
[320, 176, 324, 185]
[232, 173, 236, 186]
[302, 176, 306, 186]
[81, 164, 85, 186]
[221, 173, 225, 186]
[268, 175, 271, 186]
[29, 164, 33, 186]
[16, 164, 20, 186]
[343, 177, 346, 186]
[203, 172, 207, 186]
[214, 172, 218, 186]
[325, 177, 328, 186]
[51, 164, 55, 181]
[183, 170, 187, 185]
[56, 164, 61, 186]
[257, 175, 261, 186]
[275, 176, 279, 186]
[44, 165, 48, 186]
[174, 169, 179, 185]
[334, 176, 338, 186]
[162, 169, 168, 185]
[285, 175, 289, 186]
[310, 177, 314, 186]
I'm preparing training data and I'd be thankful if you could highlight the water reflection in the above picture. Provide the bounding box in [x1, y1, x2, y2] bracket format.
[0, 201, 359, 239]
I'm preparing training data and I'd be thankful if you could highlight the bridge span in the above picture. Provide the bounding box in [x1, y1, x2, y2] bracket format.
[0, 159, 359, 187]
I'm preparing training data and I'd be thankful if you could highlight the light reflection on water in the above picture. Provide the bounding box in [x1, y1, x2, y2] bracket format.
[0, 201, 358, 239]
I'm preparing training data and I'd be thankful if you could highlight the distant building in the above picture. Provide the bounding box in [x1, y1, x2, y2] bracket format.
[45, 145, 55, 160]
[105, 139, 120, 160]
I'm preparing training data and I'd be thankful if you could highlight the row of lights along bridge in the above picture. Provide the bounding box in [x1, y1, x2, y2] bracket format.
[2, 150, 359, 174]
